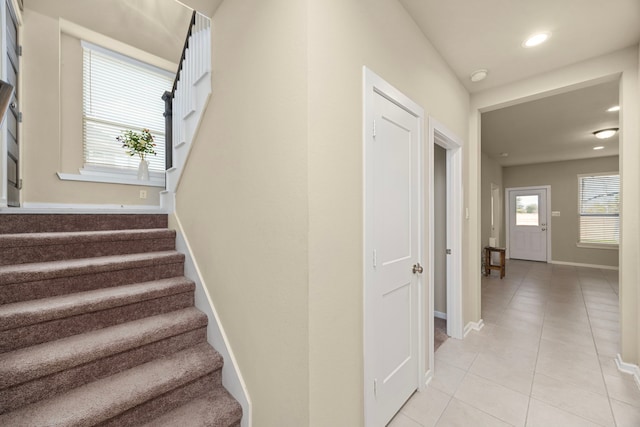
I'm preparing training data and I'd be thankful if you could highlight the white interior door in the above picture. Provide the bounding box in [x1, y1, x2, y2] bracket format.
[365, 88, 421, 426]
[508, 188, 547, 261]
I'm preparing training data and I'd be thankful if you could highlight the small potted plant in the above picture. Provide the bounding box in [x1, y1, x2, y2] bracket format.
[116, 129, 156, 180]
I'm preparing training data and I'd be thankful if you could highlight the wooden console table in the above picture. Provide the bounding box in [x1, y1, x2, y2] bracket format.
[484, 246, 506, 279]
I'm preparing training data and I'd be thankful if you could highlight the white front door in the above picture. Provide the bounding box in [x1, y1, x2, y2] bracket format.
[365, 88, 421, 426]
[508, 188, 548, 261]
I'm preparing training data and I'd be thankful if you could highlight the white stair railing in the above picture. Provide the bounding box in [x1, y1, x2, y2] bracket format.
[162, 12, 212, 210]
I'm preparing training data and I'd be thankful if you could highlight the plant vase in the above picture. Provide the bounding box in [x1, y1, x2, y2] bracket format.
[137, 159, 150, 181]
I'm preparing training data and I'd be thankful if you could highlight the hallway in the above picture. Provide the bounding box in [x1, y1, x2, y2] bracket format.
[390, 260, 640, 426]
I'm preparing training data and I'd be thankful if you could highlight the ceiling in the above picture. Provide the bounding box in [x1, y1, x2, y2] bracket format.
[481, 80, 619, 166]
[398, 0, 640, 93]
[398, 0, 638, 167]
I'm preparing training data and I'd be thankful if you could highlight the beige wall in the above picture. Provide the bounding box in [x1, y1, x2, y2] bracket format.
[503, 156, 619, 267]
[174, 0, 470, 424]
[20, 4, 186, 206]
[24, 0, 192, 63]
[470, 46, 639, 366]
[434, 145, 447, 314]
[481, 152, 503, 248]
[307, 1, 469, 425]
[175, 0, 309, 425]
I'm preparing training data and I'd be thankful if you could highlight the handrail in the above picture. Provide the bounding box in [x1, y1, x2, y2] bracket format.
[170, 10, 197, 98]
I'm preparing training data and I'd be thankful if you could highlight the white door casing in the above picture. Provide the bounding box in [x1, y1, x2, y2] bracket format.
[429, 122, 463, 345]
[507, 186, 551, 262]
[364, 68, 424, 427]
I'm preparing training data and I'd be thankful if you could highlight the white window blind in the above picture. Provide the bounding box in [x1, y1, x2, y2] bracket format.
[578, 173, 620, 245]
[82, 42, 173, 172]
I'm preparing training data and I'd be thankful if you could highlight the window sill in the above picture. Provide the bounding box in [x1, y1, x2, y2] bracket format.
[57, 167, 165, 188]
[576, 243, 619, 251]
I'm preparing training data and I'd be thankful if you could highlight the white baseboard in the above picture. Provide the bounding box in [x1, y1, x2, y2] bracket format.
[13, 202, 164, 213]
[464, 319, 485, 337]
[551, 260, 619, 271]
[172, 214, 252, 427]
[423, 369, 433, 388]
[434, 311, 447, 320]
[615, 354, 640, 390]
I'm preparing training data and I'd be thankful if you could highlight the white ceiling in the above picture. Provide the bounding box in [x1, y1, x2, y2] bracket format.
[398, 0, 638, 166]
[398, 0, 640, 92]
[481, 80, 619, 166]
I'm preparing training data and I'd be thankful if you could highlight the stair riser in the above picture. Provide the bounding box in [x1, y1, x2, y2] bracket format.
[0, 214, 168, 234]
[98, 371, 222, 427]
[0, 262, 184, 304]
[0, 292, 195, 353]
[0, 238, 176, 266]
[0, 328, 208, 414]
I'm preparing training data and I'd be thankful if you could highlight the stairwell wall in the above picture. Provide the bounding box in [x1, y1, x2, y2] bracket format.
[20, 3, 189, 207]
[174, 0, 310, 425]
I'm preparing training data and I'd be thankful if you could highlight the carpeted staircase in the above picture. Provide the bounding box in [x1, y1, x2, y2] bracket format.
[0, 214, 242, 426]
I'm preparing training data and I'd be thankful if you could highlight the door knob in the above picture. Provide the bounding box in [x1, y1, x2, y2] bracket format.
[542, 228, 546, 231]
[412, 263, 423, 274]
[10, 102, 15, 109]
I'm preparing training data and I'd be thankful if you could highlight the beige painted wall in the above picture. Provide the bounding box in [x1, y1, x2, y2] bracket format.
[175, 0, 309, 425]
[20, 4, 185, 206]
[503, 156, 619, 267]
[470, 46, 638, 366]
[307, 1, 469, 425]
[174, 0, 470, 424]
[481, 152, 503, 249]
[24, 0, 191, 63]
[434, 145, 447, 314]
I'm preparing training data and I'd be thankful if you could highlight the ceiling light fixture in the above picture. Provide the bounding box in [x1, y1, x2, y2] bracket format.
[593, 146, 605, 150]
[593, 128, 619, 139]
[470, 69, 489, 82]
[499, 152, 509, 157]
[607, 105, 620, 112]
[522, 32, 551, 48]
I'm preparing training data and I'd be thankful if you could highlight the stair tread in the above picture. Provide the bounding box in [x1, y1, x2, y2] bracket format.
[0, 228, 175, 248]
[142, 389, 242, 427]
[0, 251, 184, 285]
[0, 307, 212, 389]
[0, 277, 195, 331]
[0, 343, 219, 426]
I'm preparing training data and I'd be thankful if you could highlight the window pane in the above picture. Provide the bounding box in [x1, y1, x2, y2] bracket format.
[578, 174, 620, 245]
[83, 43, 172, 172]
[515, 195, 539, 226]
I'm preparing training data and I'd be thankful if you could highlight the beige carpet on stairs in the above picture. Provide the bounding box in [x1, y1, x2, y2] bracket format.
[0, 213, 242, 426]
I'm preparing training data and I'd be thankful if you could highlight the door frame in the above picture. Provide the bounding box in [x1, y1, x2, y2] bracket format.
[505, 185, 552, 262]
[428, 118, 464, 370]
[363, 67, 425, 426]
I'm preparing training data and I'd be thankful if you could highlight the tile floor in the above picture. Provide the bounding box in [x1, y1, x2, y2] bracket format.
[389, 260, 640, 427]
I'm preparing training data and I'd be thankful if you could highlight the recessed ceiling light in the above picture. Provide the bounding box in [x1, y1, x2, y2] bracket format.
[499, 152, 509, 157]
[593, 128, 619, 139]
[522, 32, 551, 48]
[470, 69, 489, 82]
[607, 106, 620, 112]
[593, 146, 605, 150]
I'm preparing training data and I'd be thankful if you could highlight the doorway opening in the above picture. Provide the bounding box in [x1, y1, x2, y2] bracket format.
[428, 118, 464, 378]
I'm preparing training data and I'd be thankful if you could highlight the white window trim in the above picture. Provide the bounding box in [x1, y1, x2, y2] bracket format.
[577, 171, 619, 248]
[57, 165, 165, 188]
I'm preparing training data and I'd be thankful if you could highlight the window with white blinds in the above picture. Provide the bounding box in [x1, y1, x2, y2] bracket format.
[578, 173, 620, 245]
[82, 42, 173, 173]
